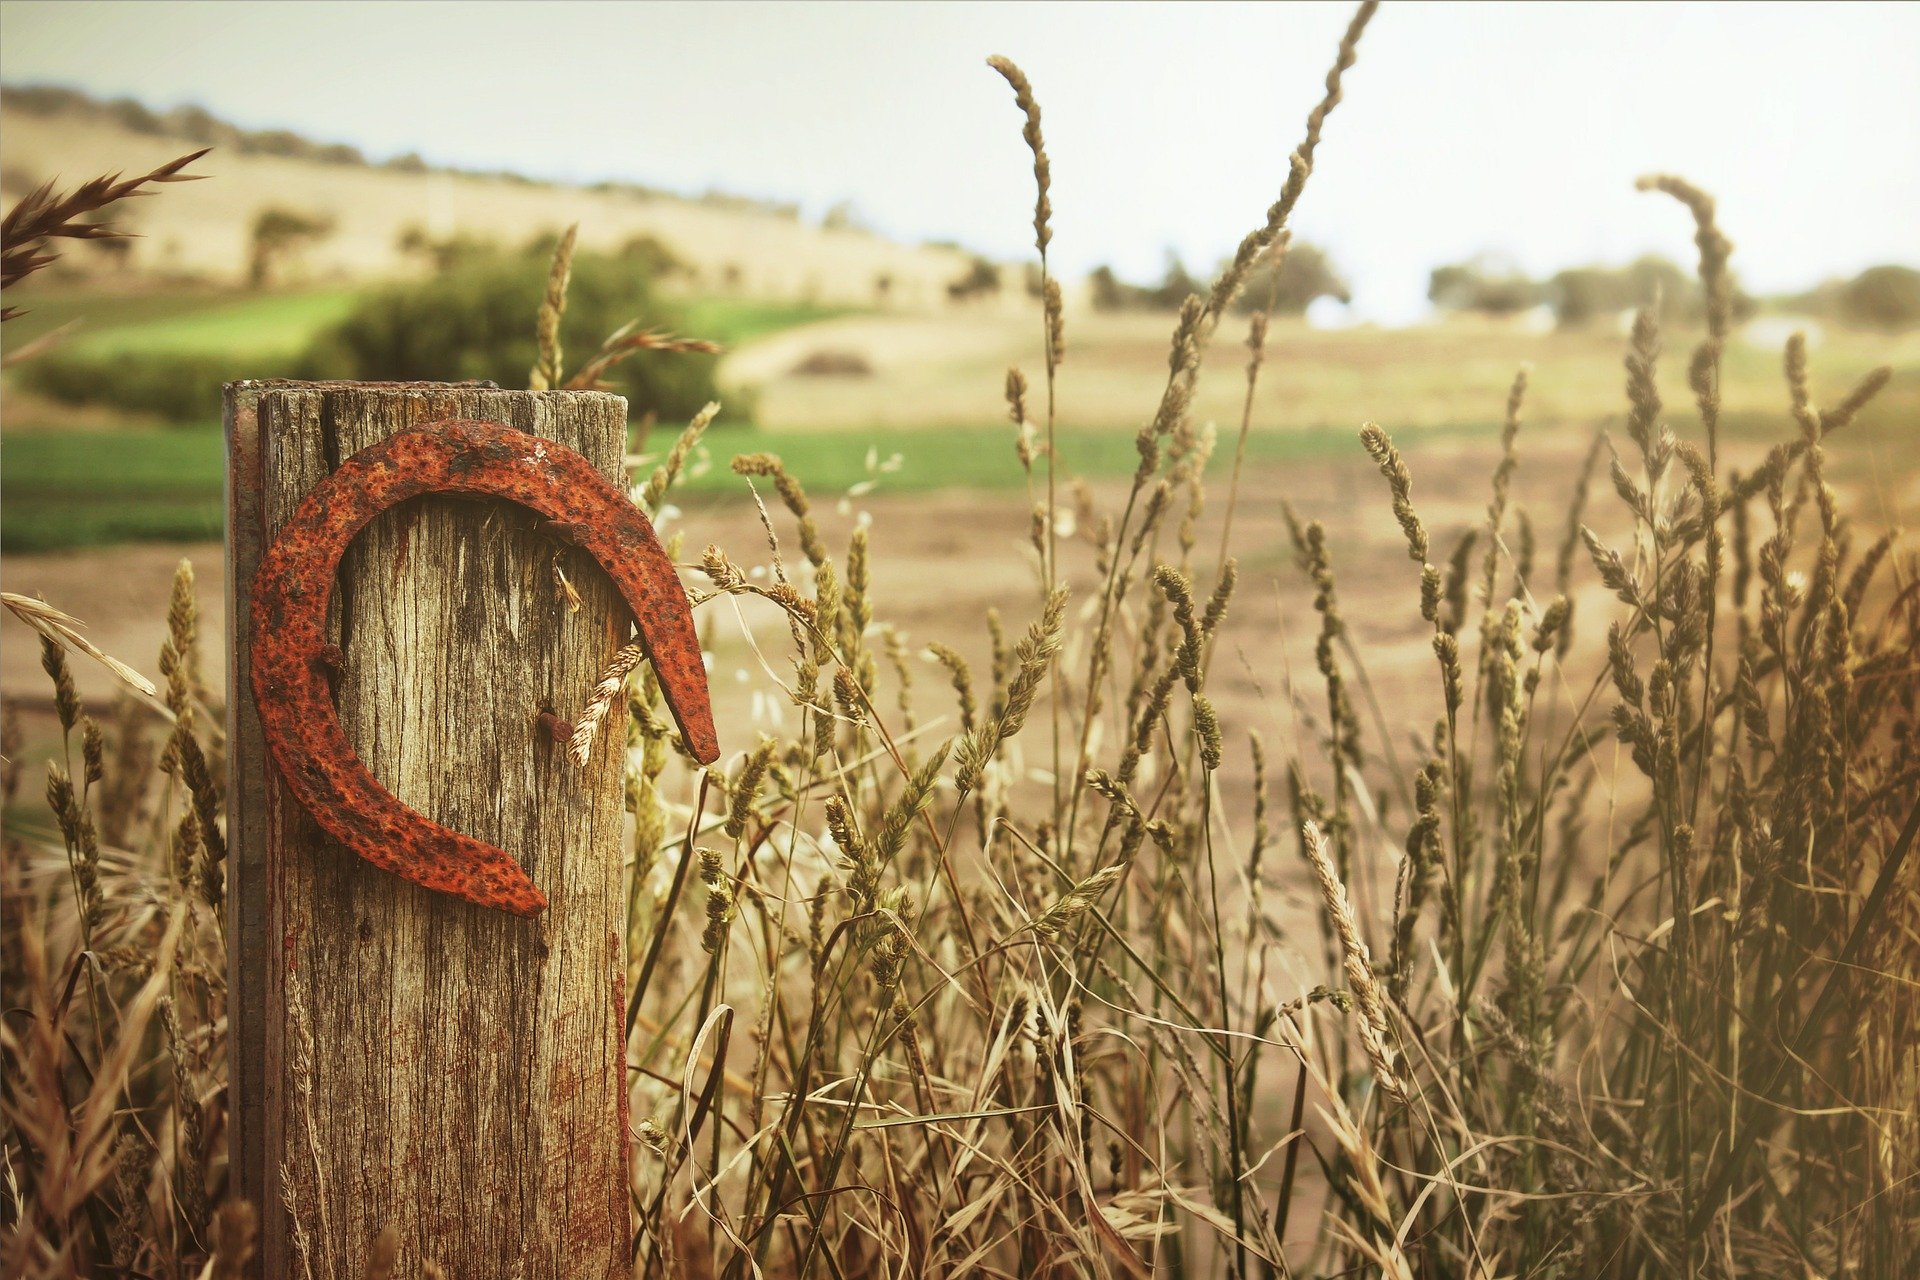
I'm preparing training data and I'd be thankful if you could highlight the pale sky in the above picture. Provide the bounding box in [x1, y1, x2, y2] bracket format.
[2, 0, 1915, 323]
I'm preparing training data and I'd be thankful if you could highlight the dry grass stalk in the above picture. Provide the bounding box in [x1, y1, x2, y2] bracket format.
[569, 642, 647, 765]
[1207, 0, 1376, 322]
[528, 222, 578, 390]
[0, 147, 209, 317]
[1301, 821, 1407, 1104]
[3, 592, 160, 701]
[638, 400, 721, 512]
[565, 323, 721, 392]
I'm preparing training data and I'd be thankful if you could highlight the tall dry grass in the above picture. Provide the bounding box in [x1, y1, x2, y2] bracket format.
[5, 3, 1918, 1275]
[4, 567, 239, 1277]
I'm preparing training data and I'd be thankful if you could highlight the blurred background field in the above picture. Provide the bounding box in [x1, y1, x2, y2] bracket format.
[3, 68, 1916, 679]
[5, 70, 1917, 542]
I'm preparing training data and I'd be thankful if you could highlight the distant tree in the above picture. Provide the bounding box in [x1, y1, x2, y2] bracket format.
[1146, 250, 1202, 310]
[313, 143, 367, 167]
[396, 224, 496, 273]
[104, 97, 163, 135]
[248, 206, 335, 288]
[0, 85, 92, 117]
[1231, 240, 1350, 315]
[947, 255, 1002, 303]
[1429, 255, 1539, 316]
[1546, 267, 1611, 328]
[1545, 256, 1688, 328]
[1088, 265, 1134, 312]
[1543, 255, 1757, 329]
[242, 128, 307, 159]
[1836, 265, 1920, 332]
[1085, 253, 1212, 313]
[620, 233, 686, 279]
[1088, 244, 1346, 316]
[165, 104, 227, 146]
[820, 200, 870, 233]
[873, 272, 895, 306]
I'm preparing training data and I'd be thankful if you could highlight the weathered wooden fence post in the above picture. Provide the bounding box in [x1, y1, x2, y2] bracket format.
[225, 382, 635, 1279]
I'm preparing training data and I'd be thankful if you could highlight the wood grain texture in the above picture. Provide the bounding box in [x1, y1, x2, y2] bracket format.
[226, 383, 632, 1279]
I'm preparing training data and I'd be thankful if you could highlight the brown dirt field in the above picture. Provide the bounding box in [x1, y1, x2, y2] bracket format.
[5, 428, 1905, 749]
[0, 436, 1581, 710]
[0, 438, 1573, 955]
[0, 428, 1755, 879]
[724, 307, 1920, 436]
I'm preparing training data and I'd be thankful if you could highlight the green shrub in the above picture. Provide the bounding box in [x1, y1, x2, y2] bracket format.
[302, 249, 722, 423]
[1428, 255, 1541, 316]
[14, 347, 303, 423]
[1229, 239, 1350, 314]
[1545, 255, 1690, 327]
[1092, 242, 1348, 315]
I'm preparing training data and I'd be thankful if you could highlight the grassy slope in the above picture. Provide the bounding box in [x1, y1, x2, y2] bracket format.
[6, 286, 361, 358]
[4, 286, 837, 362]
[0, 104, 975, 303]
[680, 297, 856, 347]
[0, 291, 857, 550]
[6, 293, 1913, 552]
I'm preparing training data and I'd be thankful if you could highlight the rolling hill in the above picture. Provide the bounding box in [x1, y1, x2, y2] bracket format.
[0, 86, 981, 308]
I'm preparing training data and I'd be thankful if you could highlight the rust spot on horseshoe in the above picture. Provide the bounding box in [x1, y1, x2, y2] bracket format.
[251, 419, 719, 917]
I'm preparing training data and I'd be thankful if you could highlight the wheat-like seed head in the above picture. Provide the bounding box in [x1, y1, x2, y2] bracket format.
[569, 644, 646, 766]
[1301, 820, 1407, 1105]
[528, 223, 577, 391]
[986, 56, 1052, 258]
[640, 401, 721, 513]
[1, 147, 209, 316]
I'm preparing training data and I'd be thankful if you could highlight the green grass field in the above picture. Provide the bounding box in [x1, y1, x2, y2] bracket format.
[0, 287, 866, 549]
[679, 296, 855, 346]
[5, 286, 1913, 552]
[3, 417, 1487, 551]
[5, 286, 845, 361]
[6, 286, 361, 358]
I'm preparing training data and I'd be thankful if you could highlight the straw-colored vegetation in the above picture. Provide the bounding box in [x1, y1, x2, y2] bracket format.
[0, 87, 976, 305]
[5, 4, 1918, 1276]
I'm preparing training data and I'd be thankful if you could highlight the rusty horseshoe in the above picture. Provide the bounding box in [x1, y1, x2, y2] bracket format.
[250, 419, 720, 917]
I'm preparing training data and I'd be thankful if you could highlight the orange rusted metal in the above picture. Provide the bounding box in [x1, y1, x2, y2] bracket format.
[250, 419, 718, 916]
